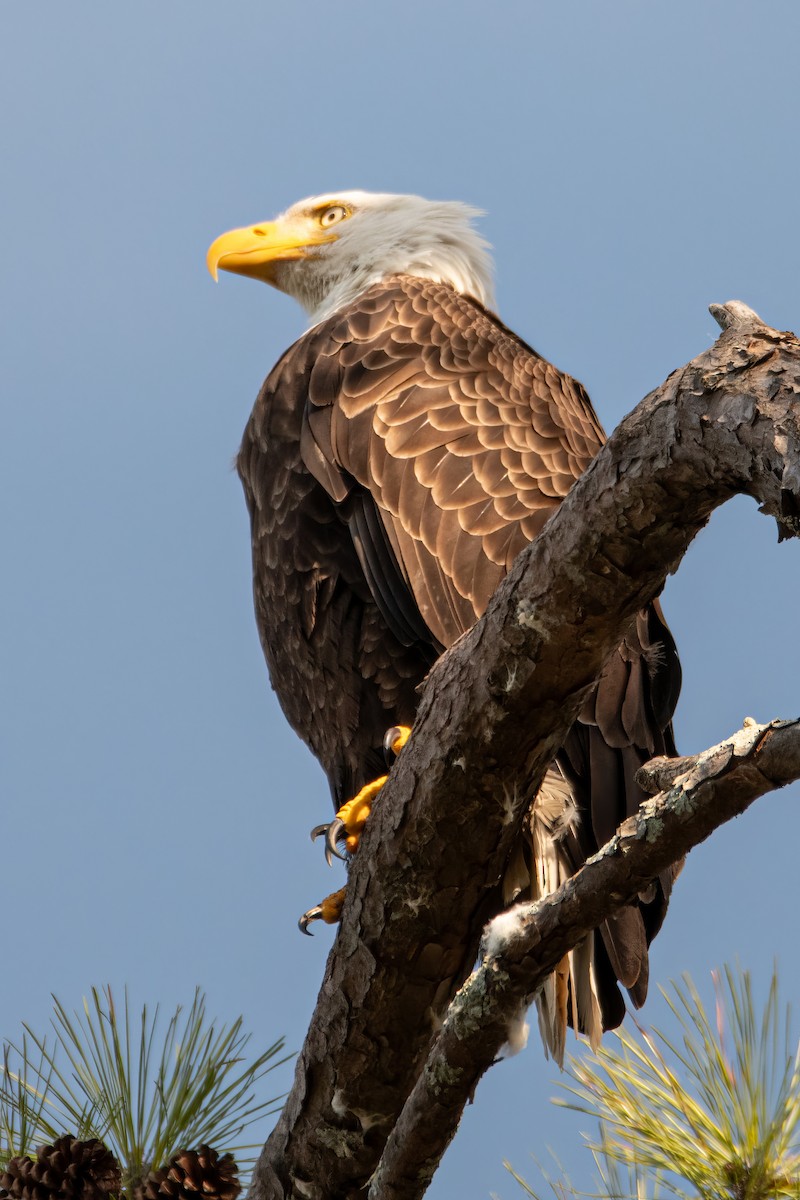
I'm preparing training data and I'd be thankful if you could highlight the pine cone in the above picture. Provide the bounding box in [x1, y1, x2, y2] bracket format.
[0, 1135, 121, 1199]
[138, 1146, 240, 1200]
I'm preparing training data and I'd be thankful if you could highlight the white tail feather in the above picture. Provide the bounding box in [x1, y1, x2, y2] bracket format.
[503, 763, 603, 1064]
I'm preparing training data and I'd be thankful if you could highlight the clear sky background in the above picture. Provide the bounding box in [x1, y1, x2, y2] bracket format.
[2, 2, 799, 1195]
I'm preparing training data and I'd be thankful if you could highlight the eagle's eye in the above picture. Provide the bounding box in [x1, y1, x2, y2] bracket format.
[319, 205, 349, 228]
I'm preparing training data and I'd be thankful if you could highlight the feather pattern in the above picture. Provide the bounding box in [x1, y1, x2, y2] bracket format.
[237, 271, 682, 1061]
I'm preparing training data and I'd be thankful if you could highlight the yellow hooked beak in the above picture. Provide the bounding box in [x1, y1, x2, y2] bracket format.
[206, 217, 336, 284]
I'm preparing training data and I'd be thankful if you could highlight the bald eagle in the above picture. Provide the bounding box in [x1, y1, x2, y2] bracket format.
[207, 191, 681, 1059]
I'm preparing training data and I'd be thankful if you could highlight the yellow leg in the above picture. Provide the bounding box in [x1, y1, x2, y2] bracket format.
[334, 775, 388, 853]
[310, 725, 414, 862]
[328, 724, 412, 849]
[335, 724, 413, 851]
[302, 724, 413, 932]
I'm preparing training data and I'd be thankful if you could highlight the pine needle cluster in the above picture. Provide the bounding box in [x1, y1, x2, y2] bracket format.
[505, 965, 800, 1200]
[0, 987, 289, 1196]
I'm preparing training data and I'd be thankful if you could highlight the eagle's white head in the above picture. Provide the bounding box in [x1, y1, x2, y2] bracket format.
[207, 190, 495, 325]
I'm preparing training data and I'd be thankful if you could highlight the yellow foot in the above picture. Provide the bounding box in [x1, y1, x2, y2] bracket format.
[311, 776, 387, 862]
[298, 887, 347, 935]
[309, 726, 413, 863]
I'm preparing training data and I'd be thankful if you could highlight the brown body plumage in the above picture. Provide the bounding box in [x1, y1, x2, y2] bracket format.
[212, 193, 682, 1056]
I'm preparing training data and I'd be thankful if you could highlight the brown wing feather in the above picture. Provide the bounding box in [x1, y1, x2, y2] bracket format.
[301, 276, 604, 648]
[238, 324, 435, 808]
[238, 273, 681, 1044]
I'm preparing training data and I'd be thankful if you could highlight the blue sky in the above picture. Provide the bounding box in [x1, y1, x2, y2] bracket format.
[2, 2, 799, 1195]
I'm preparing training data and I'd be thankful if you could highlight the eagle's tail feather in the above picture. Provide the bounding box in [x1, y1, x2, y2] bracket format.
[505, 761, 643, 1065]
[570, 936, 604, 1052]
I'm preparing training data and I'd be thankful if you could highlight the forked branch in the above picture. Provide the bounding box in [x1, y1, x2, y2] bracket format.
[250, 303, 800, 1200]
[368, 718, 800, 1200]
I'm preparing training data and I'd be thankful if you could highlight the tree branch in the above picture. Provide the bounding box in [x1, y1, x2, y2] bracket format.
[249, 303, 800, 1200]
[367, 718, 800, 1200]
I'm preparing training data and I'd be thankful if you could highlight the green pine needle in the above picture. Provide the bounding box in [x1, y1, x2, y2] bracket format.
[505, 965, 800, 1200]
[502, 1145, 675, 1200]
[0, 986, 291, 1193]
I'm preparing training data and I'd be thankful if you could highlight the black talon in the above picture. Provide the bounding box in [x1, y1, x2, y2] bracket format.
[310, 819, 348, 865]
[299, 906, 322, 935]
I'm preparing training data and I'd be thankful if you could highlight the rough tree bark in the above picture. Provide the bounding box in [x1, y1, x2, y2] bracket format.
[248, 303, 800, 1200]
[368, 717, 800, 1200]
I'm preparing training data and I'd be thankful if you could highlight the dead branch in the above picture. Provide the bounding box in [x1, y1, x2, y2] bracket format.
[367, 718, 800, 1200]
[249, 303, 800, 1200]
